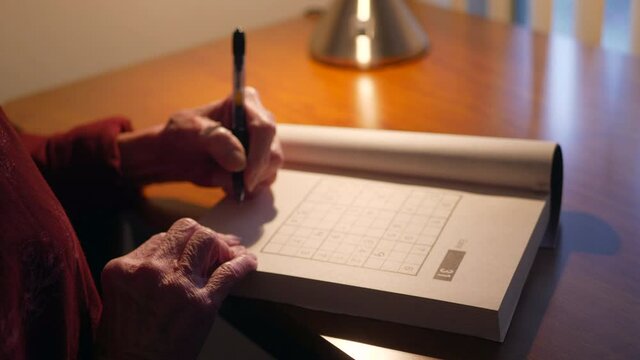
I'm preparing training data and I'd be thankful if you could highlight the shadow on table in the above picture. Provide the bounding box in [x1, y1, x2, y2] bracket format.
[258, 211, 619, 359]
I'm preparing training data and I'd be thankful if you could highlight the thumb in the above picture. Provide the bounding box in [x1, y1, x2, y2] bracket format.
[199, 118, 246, 172]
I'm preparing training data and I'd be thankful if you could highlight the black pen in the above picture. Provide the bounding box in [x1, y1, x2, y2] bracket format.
[232, 29, 248, 202]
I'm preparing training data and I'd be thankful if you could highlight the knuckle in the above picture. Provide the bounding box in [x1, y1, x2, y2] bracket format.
[265, 110, 275, 124]
[271, 147, 285, 168]
[244, 86, 258, 99]
[188, 228, 218, 250]
[101, 258, 125, 285]
[167, 112, 201, 130]
[210, 125, 234, 142]
[102, 257, 161, 287]
[132, 260, 164, 282]
[169, 110, 189, 122]
[197, 226, 218, 241]
[171, 217, 198, 231]
[255, 119, 276, 138]
[200, 120, 224, 136]
[177, 217, 197, 225]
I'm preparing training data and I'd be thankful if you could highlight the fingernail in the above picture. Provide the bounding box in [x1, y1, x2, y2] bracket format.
[227, 149, 246, 171]
[246, 175, 258, 193]
[227, 234, 242, 244]
[245, 181, 254, 194]
[239, 253, 258, 264]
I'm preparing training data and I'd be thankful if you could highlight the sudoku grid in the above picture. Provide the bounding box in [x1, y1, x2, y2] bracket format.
[261, 178, 460, 276]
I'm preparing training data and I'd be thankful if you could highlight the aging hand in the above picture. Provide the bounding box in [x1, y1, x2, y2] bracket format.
[118, 87, 283, 196]
[96, 218, 257, 359]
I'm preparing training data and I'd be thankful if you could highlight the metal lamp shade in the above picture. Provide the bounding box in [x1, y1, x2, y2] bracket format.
[310, 0, 429, 69]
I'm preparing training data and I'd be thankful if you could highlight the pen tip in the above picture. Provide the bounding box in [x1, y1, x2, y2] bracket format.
[233, 29, 245, 56]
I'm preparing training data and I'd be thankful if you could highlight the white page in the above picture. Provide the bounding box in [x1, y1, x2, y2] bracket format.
[200, 170, 546, 312]
[279, 124, 559, 193]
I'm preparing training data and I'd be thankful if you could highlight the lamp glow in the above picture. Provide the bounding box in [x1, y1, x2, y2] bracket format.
[356, 75, 378, 127]
[357, 0, 371, 22]
[355, 34, 372, 65]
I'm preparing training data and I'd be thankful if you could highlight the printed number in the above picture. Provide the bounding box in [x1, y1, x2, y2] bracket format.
[439, 268, 455, 274]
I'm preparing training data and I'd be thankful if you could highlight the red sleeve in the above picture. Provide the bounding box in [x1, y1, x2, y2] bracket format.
[18, 116, 140, 215]
[0, 107, 102, 359]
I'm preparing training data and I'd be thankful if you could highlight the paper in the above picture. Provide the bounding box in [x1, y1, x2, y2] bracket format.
[278, 124, 558, 193]
[199, 124, 563, 341]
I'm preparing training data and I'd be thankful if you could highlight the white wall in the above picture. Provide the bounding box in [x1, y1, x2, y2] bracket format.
[0, 0, 329, 103]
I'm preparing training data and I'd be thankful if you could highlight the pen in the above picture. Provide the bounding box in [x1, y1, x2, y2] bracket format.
[232, 28, 248, 202]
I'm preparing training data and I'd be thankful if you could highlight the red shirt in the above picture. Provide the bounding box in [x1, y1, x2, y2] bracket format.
[0, 108, 131, 359]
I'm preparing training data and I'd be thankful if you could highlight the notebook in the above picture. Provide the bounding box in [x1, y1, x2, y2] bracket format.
[200, 124, 562, 341]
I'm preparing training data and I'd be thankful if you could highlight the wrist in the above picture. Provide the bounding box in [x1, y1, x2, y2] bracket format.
[117, 125, 164, 185]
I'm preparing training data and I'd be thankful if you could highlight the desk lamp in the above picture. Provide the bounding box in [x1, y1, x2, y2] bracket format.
[310, 0, 429, 69]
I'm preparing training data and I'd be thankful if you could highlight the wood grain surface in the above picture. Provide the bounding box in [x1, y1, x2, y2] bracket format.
[4, 2, 639, 359]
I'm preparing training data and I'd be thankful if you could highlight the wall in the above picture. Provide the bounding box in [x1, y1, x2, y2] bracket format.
[0, 0, 329, 103]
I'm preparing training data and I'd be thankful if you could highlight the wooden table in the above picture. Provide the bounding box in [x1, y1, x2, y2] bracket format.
[4, 2, 639, 359]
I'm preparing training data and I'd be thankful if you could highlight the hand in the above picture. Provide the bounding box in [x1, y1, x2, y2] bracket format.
[96, 218, 257, 359]
[117, 87, 284, 196]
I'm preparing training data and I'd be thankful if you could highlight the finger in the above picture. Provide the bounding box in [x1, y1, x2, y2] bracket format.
[263, 139, 284, 177]
[200, 97, 234, 128]
[194, 98, 227, 119]
[198, 116, 246, 172]
[219, 233, 241, 246]
[156, 218, 199, 260]
[203, 87, 261, 125]
[205, 253, 258, 309]
[246, 172, 278, 198]
[245, 143, 281, 197]
[229, 245, 248, 258]
[178, 227, 234, 278]
[196, 88, 261, 130]
[244, 102, 276, 192]
[199, 121, 223, 136]
[244, 86, 264, 107]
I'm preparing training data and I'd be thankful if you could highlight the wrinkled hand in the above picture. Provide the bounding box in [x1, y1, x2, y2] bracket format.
[96, 218, 257, 360]
[118, 87, 284, 196]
